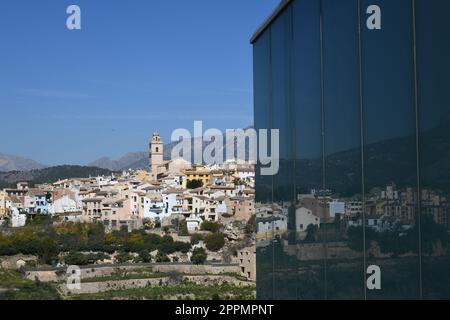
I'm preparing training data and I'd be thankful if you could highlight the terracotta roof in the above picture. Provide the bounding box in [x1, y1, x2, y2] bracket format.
[52, 189, 76, 201]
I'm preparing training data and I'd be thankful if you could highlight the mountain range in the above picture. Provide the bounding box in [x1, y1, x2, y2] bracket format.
[0, 165, 114, 189]
[88, 140, 180, 171]
[88, 131, 252, 171]
[3, 121, 450, 196]
[0, 153, 46, 172]
[1, 129, 254, 172]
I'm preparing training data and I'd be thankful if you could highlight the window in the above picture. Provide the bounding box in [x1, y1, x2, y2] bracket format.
[323, 0, 361, 196]
[416, 0, 450, 299]
[291, 0, 324, 299]
[361, 0, 419, 299]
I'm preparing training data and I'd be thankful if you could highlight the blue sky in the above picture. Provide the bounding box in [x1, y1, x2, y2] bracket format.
[0, 0, 279, 165]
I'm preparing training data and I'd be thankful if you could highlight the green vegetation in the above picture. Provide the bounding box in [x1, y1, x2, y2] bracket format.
[82, 268, 168, 283]
[26, 215, 54, 227]
[115, 251, 133, 264]
[190, 233, 204, 245]
[155, 251, 170, 263]
[204, 233, 225, 252]
[187, 179, 203, 189]
[68, 282, 255, 300]
[0, 268, 61, 300]
[304, 224, 319, 243]
[221, 272, 251, 282]
[200, 220, 222, 233]
[137, 250, 152, 263]
[178, 220, 189, 236]
[0, 222, 191, 265]
[154, 217, 161, 229]
[347, 215, 449, 255]
[191, 248, 207, 265]
[64, 252, 109, 265]
[245, 214, 256, 235]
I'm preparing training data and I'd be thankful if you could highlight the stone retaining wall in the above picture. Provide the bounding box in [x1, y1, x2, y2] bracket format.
[25, 263, 240, 283]
[59, 275, 253, 295]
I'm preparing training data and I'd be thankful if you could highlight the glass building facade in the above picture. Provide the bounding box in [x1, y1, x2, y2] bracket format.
[252, 0, 450, 299]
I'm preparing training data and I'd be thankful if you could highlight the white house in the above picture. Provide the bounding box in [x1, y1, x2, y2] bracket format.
[295, 207, 320, 238]
[24, 195, 36, 213]
[257, 213, 288, 239]
[216, 202, 228, 215]
[49, 195, 78, 214]
[96, 176, 116, 188]
[162, 191, 184, 216]
[142, 194, 165, 219]
[186, 214, 203, 233]
[329, 200, 346, 219]
[11, 208, 26, 228]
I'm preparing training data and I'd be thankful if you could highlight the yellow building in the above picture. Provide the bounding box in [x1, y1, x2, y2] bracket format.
[183, 165, 211, 188]
[133, 170, 151, 183]
[0, 191, 7, 217]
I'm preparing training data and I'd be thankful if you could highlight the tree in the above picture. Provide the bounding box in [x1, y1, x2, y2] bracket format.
[115, 251, 133, 264]
[187, 179, 203, 189]
[204, 233, 225, 252]
[201, 221, 222, 233]
[190, 234, 204, 245]
[64, 252, 108, 266]
[154, 217, 161, 229]
[162, 226, 170, 235]
[138, 250, 152, 263]
[245, 215, 256, 235]
[178, 220, 189, 236]
[36, 237, 59, 265]
[191, 248, 207, 265]
[304, 224, 319, 243]
[156, 251, 170, 263]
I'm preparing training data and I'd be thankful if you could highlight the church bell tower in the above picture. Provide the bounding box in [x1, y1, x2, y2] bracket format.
[149, 132, 163, 176]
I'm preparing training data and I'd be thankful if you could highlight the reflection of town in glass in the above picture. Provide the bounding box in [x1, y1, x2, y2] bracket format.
[254, 0, 450, 300]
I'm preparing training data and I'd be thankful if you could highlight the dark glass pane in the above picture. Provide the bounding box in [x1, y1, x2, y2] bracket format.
[253, 31, 274, 300]
[270, 8, 297, 300]
[292, 0, 325, 300]
[416, 0, 450, 300]
[323, 0, 364, 300]
[254, 32, 273, 205]
[361, 0, 420, 299]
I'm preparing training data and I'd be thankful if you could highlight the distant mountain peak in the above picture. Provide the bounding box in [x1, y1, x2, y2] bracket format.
[88, 129, 253, 171]
[0, 153, 46, 172]
[89, 152, 148, 171]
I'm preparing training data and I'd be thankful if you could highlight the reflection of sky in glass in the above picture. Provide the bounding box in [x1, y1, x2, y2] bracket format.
[362, 0, 415, 145]
[293, 0, 322, 160]
[323, 0, 360, 156]
[417, 0, 450, 132]
[271, 9, 293, 159]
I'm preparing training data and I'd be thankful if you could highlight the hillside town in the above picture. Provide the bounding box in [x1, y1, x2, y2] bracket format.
[0, 133, 258, 299]
[2, 133, 449, 299]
